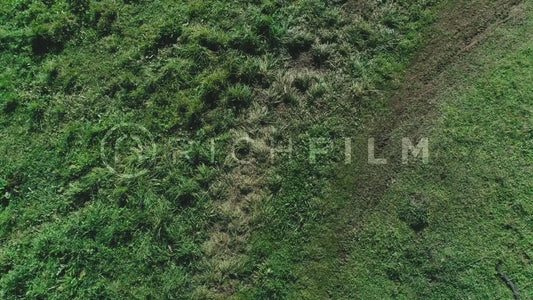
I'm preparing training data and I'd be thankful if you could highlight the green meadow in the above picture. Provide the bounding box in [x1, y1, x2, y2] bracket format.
[0, 0, 530, 298]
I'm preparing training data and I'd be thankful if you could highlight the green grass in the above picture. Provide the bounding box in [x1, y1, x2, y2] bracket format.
[1, 0, 530, 298]
[293, 2, 533, 298]
[0, 0, 437, 298]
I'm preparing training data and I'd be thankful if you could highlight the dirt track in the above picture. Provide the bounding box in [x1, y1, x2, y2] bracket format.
[392, 0, 524, 122]
[336, 0, 527, 249]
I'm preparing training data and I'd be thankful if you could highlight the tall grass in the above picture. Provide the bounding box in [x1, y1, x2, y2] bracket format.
[0, 0, 437, 297]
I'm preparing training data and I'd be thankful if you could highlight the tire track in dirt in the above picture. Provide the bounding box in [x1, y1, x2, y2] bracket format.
[391, 0, 524, 127]
[331, 0, 526, 277]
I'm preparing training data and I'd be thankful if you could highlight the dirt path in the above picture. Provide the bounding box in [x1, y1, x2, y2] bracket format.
[309, 0, 528, 294]
[391, 0, 524, 127]
[354, 0, 527, 170]
[342, 0, 526, 202]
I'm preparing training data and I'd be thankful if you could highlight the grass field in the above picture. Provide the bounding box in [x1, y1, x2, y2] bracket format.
[331, 2, 533, 297]
[0, 0, 531, 298]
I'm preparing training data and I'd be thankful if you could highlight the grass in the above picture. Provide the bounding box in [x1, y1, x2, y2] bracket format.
[279, 1, 532, 298]
[338, 45, 533, 296]
[0, 0, 530, 298]
[0, 0, 437, 297]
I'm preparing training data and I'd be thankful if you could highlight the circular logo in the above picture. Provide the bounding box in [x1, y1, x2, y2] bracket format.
[100, 123, 156, 178]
